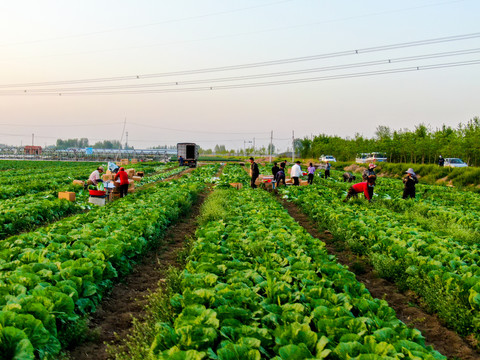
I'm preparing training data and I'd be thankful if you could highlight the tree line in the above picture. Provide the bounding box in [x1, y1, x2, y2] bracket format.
[55, 138, 126, 150]
[296, 117, 480, 166]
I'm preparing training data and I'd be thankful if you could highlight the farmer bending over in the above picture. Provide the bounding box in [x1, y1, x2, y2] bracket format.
[343, 175, 376, 203]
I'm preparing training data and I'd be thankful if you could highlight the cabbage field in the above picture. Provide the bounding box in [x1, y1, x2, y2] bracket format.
[0, 161, 479, 359]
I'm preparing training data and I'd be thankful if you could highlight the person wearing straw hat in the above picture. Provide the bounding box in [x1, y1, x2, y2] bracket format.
[403, 168, 419, 199]
[88, 166, 104, 185]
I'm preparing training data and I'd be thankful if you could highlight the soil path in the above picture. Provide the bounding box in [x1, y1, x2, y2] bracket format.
[278, 196, 480, 360]
[66, 187, 209, 360]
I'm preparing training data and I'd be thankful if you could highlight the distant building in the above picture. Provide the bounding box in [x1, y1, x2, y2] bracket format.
[24, 146, 42, 155]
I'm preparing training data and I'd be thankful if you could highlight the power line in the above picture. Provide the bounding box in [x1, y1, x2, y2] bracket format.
[2, 59, 477, 96]
[1, 31, 479, 89]
[3, 47, 479, 94]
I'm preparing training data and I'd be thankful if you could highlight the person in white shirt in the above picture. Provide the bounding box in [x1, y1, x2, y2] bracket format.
[89, 166, 104, 185]
[291, 161, 302, 186]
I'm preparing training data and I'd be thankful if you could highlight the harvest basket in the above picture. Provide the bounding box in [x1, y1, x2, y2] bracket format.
[88, 189, 106, 196]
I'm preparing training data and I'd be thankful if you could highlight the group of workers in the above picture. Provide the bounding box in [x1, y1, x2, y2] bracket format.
[249, 158, 419, 201]
[89, 165, 130, 198]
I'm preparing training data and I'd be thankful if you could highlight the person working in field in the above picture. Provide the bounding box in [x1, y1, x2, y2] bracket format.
[307, 163, 316, 184]
[343, 175, 376, 202]
[272, 162, 280, 178]
[275, 162, 286, 187]
[88, 166, 104, 185]
[362, 163, 377, 199]
[249, 157, 259, 189]
[342, 172, 356, 182]
[291, 161, 302, 186]
[324, 161, 331, 178]
[114, 167, 130, 197]
[403, 168, 419, 199]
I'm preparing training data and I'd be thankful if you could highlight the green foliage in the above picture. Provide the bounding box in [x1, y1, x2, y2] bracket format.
[279, 173, 480, 337]
[142, 184, 445, 359]
[297, 116, 480, 166]
[0, 164, 220, 358]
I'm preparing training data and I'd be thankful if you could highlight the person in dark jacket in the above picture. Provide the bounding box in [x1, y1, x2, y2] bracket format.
[342, 172, 356, 182]
[272, 162, 280, 178]
[249, 157, 259, 189]
[403, 168, 418, 199]
[114, 167, 129, 198]
[362, 163, 377, 199]
[438, 155, 445, 167]
[343, 175, 376, 202]
[324, 161, 331, 178]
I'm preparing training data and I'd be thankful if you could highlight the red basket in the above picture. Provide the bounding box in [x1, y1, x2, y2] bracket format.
[89, 189, 106, 196]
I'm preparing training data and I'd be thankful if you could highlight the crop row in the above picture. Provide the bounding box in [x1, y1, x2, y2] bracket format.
[146, 186, 445, 359]
[0, 163, 178, 240]
[312, 172, 480, 241]
[0, 164, 219, 359]
[280, 181, 480, 338]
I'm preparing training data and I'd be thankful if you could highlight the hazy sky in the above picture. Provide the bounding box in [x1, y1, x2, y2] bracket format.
[0, 0, 479, 151]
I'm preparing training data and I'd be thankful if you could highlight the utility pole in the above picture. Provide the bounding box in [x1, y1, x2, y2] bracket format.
[292, 130, 295, 163]
[269, 130, 273, 163]
[125, 131, 128, 149]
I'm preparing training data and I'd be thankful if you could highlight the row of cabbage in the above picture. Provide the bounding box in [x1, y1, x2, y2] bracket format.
[0, 164, 219, 359]
[0, 163, 177, 240]
[145, 165, 444, 359]
[280, 177, 480, 338]
[311, 171, 480, 241]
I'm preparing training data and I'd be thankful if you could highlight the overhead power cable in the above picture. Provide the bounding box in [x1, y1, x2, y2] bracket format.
[1, 59, 478, 96]
[0, 31, 479, 89]
[2, 47, 479, 94]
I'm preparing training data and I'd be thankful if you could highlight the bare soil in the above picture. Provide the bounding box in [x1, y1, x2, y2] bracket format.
[278, 196, 480, 360]
[66, 188, 209, 360]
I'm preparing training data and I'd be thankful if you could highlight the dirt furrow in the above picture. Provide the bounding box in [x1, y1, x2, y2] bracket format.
[279, 197, 480, 360]
[66, 188, 209, 360]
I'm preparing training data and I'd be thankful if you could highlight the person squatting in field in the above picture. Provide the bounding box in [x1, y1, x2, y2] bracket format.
[275, 162, 286, 187]
[403, 168, 418, 199]
[343, 175, 376, 202]
[342, 172, 356, 182]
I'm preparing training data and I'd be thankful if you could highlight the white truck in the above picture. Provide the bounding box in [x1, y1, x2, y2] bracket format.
[177, 143, 199, 168]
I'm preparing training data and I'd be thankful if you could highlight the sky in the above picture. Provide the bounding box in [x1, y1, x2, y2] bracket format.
[0, 0, 479, 152]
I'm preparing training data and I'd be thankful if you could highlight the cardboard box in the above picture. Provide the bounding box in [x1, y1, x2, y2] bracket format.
[102, 174, 114, 181]
[126, 169, 135, 178]
[72, 180, 84, 187]
[136, 171, 144, 177]
[88, 196, 105, 206]
[230, 183, 243, 189]
[106, 169, 113, 175]
[131, 158, 138, 164]
[59, 192, 76, 201]
[132, 176, 142, 182]
[300, 180, 309, 186]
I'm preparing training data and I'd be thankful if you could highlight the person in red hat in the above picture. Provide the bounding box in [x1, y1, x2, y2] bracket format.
[343, 175, 376, 202]
[114, 167, 129, 197]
